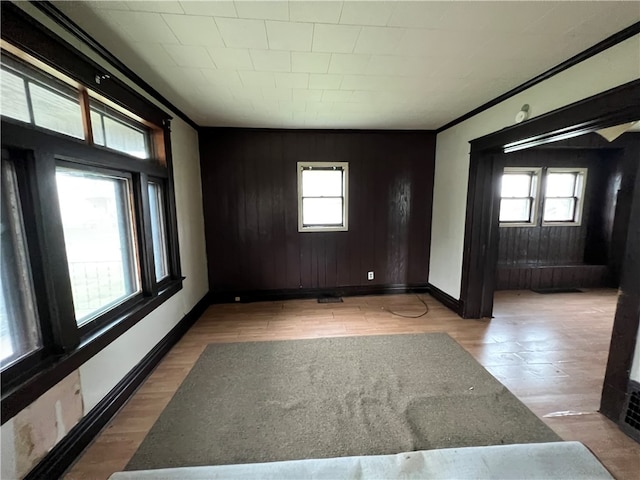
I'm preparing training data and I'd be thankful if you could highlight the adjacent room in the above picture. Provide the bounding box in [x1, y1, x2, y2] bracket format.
[1, 1, 639, 479]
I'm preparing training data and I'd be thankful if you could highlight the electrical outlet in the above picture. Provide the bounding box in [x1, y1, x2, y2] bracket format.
[367, 271, 374, 281]
[234, 296, 241, 302]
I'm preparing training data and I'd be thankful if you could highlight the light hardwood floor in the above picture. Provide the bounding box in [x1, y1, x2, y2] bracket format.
[65, 289, 640, 479]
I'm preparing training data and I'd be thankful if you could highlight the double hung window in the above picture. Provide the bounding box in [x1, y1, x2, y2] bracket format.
[297, 162, 349, 232]
[0, 45, 181, 394]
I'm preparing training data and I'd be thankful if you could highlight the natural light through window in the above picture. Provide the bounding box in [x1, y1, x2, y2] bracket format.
[499, 168, 540, 225]
[56, 168, 140, 325]
[1, 158, 42, 370]
[542, 169, 587, 224]
[298, 162, 348, 232]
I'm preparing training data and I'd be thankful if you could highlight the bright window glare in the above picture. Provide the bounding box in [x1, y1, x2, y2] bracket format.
[56, 169, 139, 325]
[0, 68, 30, 122]
[302, 170, 342, 197]
[499, 198, 530, 222]
[543, 198, 576, 222]
[104, 116, 148, 159]
[302, 198, 343, 225]
[501, 174, 531, 197]
[29, 83, 84, 139]
[148, 182, 169, 281]
[546, 173, 576, 197]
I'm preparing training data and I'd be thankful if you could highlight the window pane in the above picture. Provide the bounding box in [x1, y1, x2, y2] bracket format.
[1, 159, 42, 370]
[302, 170, 343, 197]
[56, 168, 140, 325]
[302, 198, 343, 225]
[546, 173, 576, 197]
[543, 198, 576, 222]
[104, 117, 148, 159]
[501, 173, 531, 197]
[148, 182, 169, 281]
[0, 68, 31, 123]
[499, 198, 531, 222]
[91, 110, 105, 146]
[29, 83, 84, 139]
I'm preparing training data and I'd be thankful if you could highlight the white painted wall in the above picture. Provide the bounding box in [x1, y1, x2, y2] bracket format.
[429, 34, 640, 299]
[1, 4, 208, 479]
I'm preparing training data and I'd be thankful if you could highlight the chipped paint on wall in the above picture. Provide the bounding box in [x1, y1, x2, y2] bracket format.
[10, 370, 83, 479]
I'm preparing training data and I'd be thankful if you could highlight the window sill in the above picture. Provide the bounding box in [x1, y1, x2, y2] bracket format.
[1, 278, 183, 424]
[298, 226, 349, 232]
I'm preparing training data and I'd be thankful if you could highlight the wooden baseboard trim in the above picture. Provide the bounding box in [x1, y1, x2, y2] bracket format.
[24, 292, 210, 480]
[210, 284, 429, 304]
[427, 284, 461, 315]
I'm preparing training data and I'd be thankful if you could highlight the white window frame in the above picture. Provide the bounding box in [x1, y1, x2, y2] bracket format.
[541, 167, 588, 226]
[297, 161, 349, 232]
[499, 167, 541, 227]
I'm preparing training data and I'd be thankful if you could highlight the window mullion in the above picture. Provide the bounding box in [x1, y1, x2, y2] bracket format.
[23, 79, 35, 125]
[136, 173, 157, 295]
[33, 152, 80, 352]
[78, 87, 94, 146]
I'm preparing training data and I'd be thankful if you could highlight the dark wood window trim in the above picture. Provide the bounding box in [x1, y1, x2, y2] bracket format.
[0, 6, 184, 422]
[458, 79, 640, 434]
[460, 79, 639, 320]
[1, 2, 169, 128]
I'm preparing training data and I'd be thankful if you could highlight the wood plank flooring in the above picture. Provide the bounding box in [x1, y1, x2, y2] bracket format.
[65, 289, 640, 479]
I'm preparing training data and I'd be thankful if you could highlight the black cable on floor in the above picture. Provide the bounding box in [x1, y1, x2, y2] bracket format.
[383, 294, 430, 318]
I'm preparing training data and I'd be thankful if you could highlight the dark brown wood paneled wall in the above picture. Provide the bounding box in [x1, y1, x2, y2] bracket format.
[496, 147, 620, 290]
[497, 148, 604, 267]
[199, 129, 436, 298]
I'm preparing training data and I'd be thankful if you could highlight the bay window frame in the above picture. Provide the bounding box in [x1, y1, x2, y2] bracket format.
[0, 4, 183, 423]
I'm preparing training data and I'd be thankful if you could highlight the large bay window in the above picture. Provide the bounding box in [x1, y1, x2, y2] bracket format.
[0, 39, 182, 412]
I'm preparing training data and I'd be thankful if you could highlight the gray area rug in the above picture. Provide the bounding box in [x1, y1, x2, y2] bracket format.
[126, 333, 560, 470]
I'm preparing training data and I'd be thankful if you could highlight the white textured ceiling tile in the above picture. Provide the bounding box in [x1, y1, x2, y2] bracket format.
[239, 70, 277, 88]
[163, 14, 225, 47]
[279, 100, 307, 112]
[216, 17, 268, 49]
[266, 21, 313, 51]
[293, 89, 323, 101]
[387, 2, 449, 28]
[291, 52, 331, 73]
[307, 101, 334, 113]
[322, 90, 353, 102]
[201, 69, 242, 86]
[207, 47, 253, 70]
[164, 45, 216, 68]
[128, 42, 177, 67]
[180, 1, 237, 17]
[313, 24, 361, 53]
[353, 26, 405, 54]
[126, 1, 184, 14]
[250, 49, 291, 72]
[274, 72, 309, 88]
[350, 90, 376, 103]
[261, 88, 293, 100]
[309, 73, 343, 90]
[394, 29, 442, 57]
[54, 0, 639, 129]
[235, 1, 289, 21]
[87, 1, 130, 11]
[289, 1, 343, 23]
[366, 55, 430, 77]
[328, 54, 371, 74]
[100, 10, 179, 44]
[339, 2, 394, 26]
[340, 74, 397, 91]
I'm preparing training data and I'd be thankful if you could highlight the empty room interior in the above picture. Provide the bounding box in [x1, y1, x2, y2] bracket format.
[1, 1, 640, 479]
